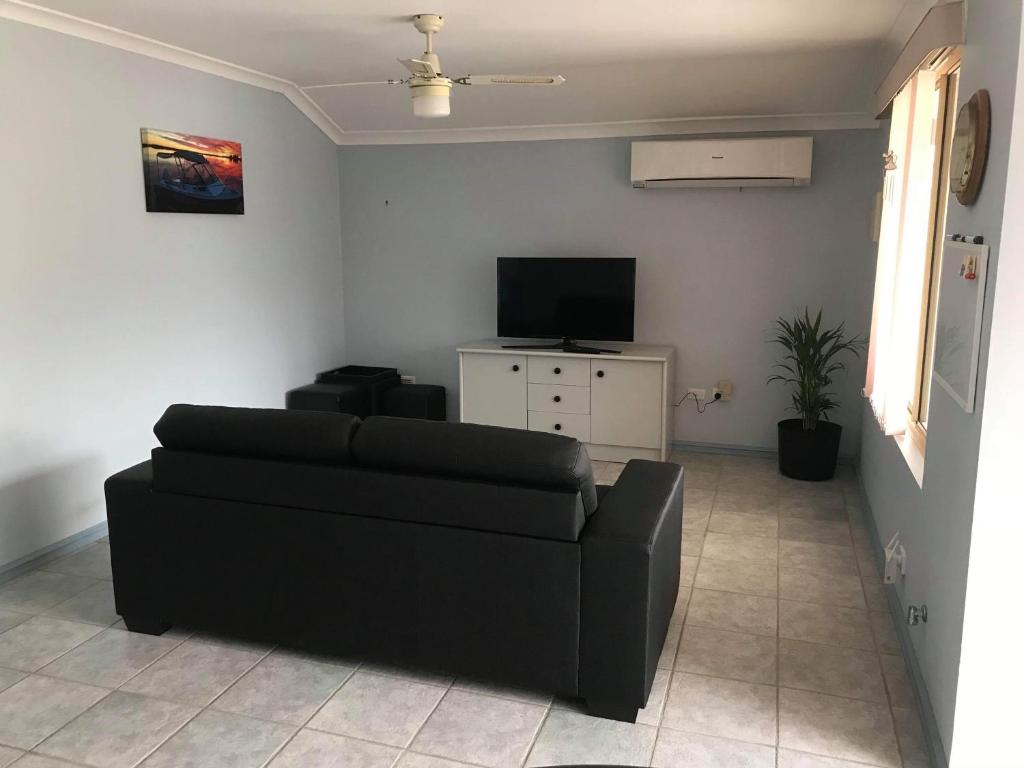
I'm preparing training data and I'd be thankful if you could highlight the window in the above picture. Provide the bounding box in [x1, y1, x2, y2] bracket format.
[865, 50, 960, 458]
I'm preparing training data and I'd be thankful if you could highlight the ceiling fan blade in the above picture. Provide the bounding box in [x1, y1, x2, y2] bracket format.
[454, 74, 565, 86]
[399, 58, 438, 78]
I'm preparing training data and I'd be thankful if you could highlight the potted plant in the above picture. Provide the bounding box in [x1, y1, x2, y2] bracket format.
[768, 309, 865, 481]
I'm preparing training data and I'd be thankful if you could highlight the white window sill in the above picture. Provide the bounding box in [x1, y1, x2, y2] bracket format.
[894, 431, 925, 488]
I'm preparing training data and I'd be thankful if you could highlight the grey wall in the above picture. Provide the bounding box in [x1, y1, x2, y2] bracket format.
[858, 0, 1023, 759]
[0, 20, 345, 570]
[338, 130, 881, 455]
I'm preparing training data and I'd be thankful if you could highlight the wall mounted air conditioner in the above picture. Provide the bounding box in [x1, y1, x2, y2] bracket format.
[630, 136, 813, 188]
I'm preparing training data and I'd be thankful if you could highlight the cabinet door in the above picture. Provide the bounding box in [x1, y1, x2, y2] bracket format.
[590, 359, 663, 448]
[461, 353, 527, 429]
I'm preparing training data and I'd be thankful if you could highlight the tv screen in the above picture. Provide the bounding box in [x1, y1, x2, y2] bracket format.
[497, 257, 636, 342]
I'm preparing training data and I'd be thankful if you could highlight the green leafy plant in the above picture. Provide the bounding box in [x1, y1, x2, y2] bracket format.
[768, 309, 866, 431]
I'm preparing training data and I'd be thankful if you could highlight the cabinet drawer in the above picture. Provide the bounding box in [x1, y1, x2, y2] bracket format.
[527, 356, 590, 386]
[528, 411, 591, 442]
[528, 383, 590, 414]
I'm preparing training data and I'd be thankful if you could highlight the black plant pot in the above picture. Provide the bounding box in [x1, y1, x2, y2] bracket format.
[777, 419, 842, 481]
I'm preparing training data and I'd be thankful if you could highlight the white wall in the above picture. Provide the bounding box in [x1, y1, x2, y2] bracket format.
[0, 20, 346, 570]
[858, 0, 1023, 759]
[338, 130, 881, 455]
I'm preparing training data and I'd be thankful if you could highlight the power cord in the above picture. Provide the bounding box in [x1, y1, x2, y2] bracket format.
[673, 390, 723, 413]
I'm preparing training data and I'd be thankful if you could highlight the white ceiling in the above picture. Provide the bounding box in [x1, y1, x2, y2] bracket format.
[11, 0, 935, 142]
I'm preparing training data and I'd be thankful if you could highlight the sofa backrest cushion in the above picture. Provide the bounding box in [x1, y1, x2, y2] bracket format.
[154, 404, 360, 464]
[351, 416, 599, 515]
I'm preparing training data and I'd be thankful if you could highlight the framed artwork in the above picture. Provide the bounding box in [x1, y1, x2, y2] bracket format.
[140, 128, 244, 214]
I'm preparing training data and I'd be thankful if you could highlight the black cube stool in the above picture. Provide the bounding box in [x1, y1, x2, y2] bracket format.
[285, 383, 371, 418]
[380, 384, 447, 421]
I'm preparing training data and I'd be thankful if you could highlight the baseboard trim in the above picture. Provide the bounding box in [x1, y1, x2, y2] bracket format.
[0, 520, 109, 586]
[671, 439, 856, 464]
[855, 470, 947, 768]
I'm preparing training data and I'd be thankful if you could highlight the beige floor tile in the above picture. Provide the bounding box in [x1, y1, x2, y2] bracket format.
[449, 677, 552, 707]
[36, 691, 197, 768]
[779, 639, 886, 703]
[396, 754, 478, 768]
[702, 532, 779, 564]
[41, 582, 118, 627]
[0, 610, 31, 635]
[719, 475, 779, 496]
[779, 601, 874, 651]
[657, 622, 684, 670]
[525, 709, 656, 767]
[412, 690, 547, 768]
[309, 671, 446, 748]
[778, 541, 858, 576]
[636, 668, 671, 726]
[0, 667, 26, 694]
[652, 729, 775, 767]
[42, 543, 112, 580]
[860, 578, 889, 612]
[880, 654, 914, 709]
[681, 557, 698, 587]
[662, 672, 777, 745]
[779, 499, 847, 522]
[779, 518, 851, 547]
[681, 530, 705, 557]
[778, 747, 877, 767]
[358, 660, 455, 688]
[708, 512, 779, 539]
[213, 652, 355, 725]
[672, 587, 691, 624]
[892, 706, 930, 768]
[40, 627, 180, 688]
[0, 746, 20, 768]
[695, 559, 778, 597]
[687, 589, 778, 637]
[779, 688, 899, 767]
[0, 572, 98, 615]
[268, 729, 400, 768]
[675, 625, 777, 685]
[0, 674, 108, 749]
[0, 616, 103, 672]
[120, 639, 265, 706]
[671, 451, 721, 470]
[778, 568, 865, 610]
[1, 755, 75, 768]
[684, 468, 721, 490]
[712, 492, 779, 517]
[870, 611, 902, 655]
[141, 709, 294, 768]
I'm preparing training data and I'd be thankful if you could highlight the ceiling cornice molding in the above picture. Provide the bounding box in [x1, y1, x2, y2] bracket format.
[334, 112, 879, 146]
[0, 0, 346, 143]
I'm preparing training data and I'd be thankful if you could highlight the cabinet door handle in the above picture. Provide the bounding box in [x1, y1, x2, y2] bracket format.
[553, 395, 561, 403]
[596, 370, 605, 378]
[554, 423, 562, 431]
[512, 364, 520, 372]
[553, 367, 561, 374]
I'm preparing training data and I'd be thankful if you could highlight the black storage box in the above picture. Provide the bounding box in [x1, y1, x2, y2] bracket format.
[286, 383, 372, 418]
[380, 384, 447, 421]
[315, 365, 401, 415]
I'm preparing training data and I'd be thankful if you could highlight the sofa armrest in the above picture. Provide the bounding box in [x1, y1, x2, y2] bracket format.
[105, 460, 168, 634]
[578, 460, 683, 721]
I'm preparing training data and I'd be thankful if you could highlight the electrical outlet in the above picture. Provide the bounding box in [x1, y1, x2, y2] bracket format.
[714, 379, 734, 401]
[400, 374, 416, 385]
[687, 388, 707, 401]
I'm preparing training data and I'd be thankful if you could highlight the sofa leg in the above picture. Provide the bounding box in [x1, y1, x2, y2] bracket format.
[122, 616, 171, 636]
[585, 698, 639, 723]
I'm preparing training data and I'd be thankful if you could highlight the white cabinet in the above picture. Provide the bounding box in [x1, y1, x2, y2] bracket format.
[460, 352, 527, 429]
[458, 341, 675, 462]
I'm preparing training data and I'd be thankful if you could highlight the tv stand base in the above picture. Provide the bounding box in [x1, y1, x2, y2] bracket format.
[500, 338, 622, 355]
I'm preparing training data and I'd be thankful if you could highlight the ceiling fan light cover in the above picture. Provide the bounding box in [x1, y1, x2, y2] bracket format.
[412, 81, 451, 118]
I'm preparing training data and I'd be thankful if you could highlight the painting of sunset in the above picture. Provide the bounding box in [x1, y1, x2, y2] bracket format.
[140, 128, 244, 214]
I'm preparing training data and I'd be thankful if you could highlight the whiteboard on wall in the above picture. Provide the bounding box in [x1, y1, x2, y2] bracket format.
[932, 239, 990, 413]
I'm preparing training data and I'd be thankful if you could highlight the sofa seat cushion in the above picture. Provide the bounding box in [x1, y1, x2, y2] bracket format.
[154, 404, 360, 464]
[352, 416, 599, 515]
[150, 448, 586, 541]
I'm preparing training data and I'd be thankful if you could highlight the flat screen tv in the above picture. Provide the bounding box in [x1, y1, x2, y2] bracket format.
[497, 257, 636, 353]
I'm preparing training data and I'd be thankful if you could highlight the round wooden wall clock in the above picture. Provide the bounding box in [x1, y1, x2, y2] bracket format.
[950, 89, 991, 206]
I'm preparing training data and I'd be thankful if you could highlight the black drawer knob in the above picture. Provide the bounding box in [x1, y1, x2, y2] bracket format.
[553, 367, 561, 374]
[553, 395, 561, 403]
[554, 423, 562, 431]
[596, 370, 605, 378]
[512, 364, 520, 372]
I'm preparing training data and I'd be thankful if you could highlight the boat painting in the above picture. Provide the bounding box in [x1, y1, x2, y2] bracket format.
[140, 128, 244, 214]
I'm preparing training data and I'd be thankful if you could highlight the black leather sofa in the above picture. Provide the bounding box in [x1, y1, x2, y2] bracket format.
[104, 405, 683, 722]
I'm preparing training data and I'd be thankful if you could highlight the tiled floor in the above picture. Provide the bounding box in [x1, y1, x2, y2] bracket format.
[0, 452, 930, 768]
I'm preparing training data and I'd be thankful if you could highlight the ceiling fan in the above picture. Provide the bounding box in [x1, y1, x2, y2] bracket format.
[308, 13, 565, 118]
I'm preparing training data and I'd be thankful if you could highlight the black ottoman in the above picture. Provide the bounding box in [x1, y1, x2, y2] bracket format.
[285, 383, 371, 418]
[380, 384, 447, 421]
